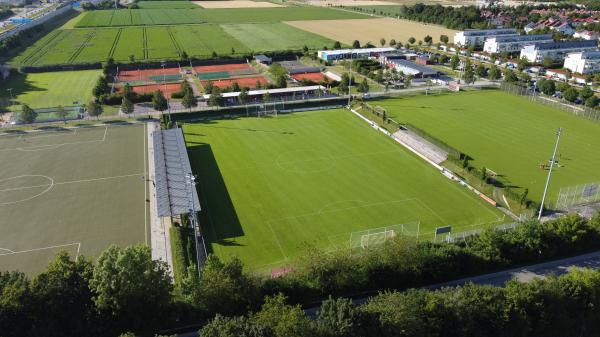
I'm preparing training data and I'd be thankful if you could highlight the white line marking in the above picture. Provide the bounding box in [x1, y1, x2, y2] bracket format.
[0, 173, 143, 194]
[102, 126, 108, 141]
[0, 248, 15, 253]
[0, 175, 55, 205]
[0, 243, 81, 257]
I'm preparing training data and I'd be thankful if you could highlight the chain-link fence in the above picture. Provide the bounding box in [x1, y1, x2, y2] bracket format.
[555, 182, 600, 211]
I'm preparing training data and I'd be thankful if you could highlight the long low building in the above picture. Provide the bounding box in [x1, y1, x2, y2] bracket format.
[454, 28, 518, 47]
[564, 50, 600, 75]
[387, 59, 440, 78]
[318, 47, 396, 62]
[201, 85, 327, 101]
[520, 40, 598, 63]
[483, 34, 554, 54]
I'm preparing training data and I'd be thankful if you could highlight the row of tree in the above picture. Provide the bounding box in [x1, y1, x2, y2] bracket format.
[1, 214, 599, 336]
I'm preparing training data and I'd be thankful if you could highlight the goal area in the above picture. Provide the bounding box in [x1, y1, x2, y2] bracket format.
[349, 221, 420, 250]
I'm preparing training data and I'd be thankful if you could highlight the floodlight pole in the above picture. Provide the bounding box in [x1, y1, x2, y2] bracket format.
[538, 127, 563, 220]
[162, 62, 172, 122]
[186, 173, 204, 279]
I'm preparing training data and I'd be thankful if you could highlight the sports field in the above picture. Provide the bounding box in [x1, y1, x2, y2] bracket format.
[286, 17, 456, 45]
[0, 124, 149, 276]
[222, 23, 338, 51]
[11, 25, 246, 66]
[370, 90, 600, 202]
[0, 70, 100, 111]
[193, 0, 285, 8]
[183, 109, 503, 270]
[138, 1, 199, 9]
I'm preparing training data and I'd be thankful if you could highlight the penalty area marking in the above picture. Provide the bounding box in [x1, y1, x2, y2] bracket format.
[0, 242, 82, 261]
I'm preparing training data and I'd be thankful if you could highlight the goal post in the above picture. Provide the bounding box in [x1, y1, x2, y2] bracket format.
[349, 221, 420, 251]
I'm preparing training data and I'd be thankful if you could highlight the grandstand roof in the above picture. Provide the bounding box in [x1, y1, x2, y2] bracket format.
[201, 85, 326, 99]
[153, 128, 201, 217]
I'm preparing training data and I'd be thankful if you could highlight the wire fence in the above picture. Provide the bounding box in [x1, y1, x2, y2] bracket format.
[555, 182, 600, 211]
[500, 82, 600, 123]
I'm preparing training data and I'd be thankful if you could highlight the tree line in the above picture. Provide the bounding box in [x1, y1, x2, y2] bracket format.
[2, 213, 600, 336]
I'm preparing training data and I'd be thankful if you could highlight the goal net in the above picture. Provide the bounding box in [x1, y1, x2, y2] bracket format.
[349, 221, 420, 251]
[555, 182, 600, 210]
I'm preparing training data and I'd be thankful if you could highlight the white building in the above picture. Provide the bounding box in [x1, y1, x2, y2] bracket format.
[483, 34, 553, 54]
[573, 30, 600, 41]
[317, 47, 395, 62]
[563, 50, 600, 74]
[387, 59, 439, 78]
[519, 40, 598, 63]
[454, 28, 518, 47]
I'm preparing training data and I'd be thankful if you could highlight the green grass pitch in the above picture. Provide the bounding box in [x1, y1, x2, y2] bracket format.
[0, 70, 101, 111]
[137, 1, 199, 9]
[369, 90, 600, 202]
[222, 23, 338, 52]
[183, 109, 504, 271]
[0, 125, 149, 276]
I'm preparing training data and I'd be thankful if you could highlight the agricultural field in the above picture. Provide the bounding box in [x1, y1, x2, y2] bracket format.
[286, 17, 456, 45]
[193, 0, 285, 8]
[222, 23, 338, 51]
[0, 124, 148, 276]
[0, 70, 101, 111]
[370, 90, 600, 202]
[172, 24, 250, 56]
[75, 7, 368, 27]
[183, 109, 504, 270]
[138, 1, 199, 9]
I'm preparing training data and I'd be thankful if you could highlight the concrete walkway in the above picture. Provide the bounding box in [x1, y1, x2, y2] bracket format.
[147, 122, 174, 278]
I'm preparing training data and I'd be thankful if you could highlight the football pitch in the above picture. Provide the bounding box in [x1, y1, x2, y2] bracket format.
[0, 124, 149, 275]
[370, 90, 600, 202]
[183, 109, 504, 271]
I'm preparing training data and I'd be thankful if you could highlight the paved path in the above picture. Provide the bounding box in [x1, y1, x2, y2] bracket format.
[147, 122, 174, 278]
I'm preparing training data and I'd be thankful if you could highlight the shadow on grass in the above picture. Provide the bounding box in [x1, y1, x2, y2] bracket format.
[0, 73, 48, 112]
[187, 142, 243, 254]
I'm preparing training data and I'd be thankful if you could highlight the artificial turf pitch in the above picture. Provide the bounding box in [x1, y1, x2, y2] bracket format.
[0, 124, 148, 276]
[183, 109, 503, 271]
[370, 90, 600, 202]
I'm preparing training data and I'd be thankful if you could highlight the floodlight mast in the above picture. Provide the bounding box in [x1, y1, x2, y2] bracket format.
[538, 127, 563, 220]
[186, 173, 205, 279]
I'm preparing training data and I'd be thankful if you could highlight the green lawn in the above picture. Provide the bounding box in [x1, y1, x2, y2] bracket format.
[183, 109, 503, 271]
[138, 1, 198, 9]
[173, 24, 250, 57]
[0, 70, 101, 111]
[222, 23, 337, 52]
[0, 125, 148, 276]
[369, 90, 600, 202]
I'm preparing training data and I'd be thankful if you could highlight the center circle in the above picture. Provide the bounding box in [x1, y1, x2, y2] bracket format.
[276, 149, 336, 173]
[0, 175, 54, 206]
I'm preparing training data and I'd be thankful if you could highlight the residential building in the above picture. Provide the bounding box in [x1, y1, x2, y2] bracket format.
[573, 30, 599, 40]
[317, 47, 395, 62]
[520, 40, 597, 63]
[545, 69, 588, 85]
[483, 34, 553, 54]
[454, 28, 517, 47]
[387, 59, 439, 78]
[563, 50, 600, 74]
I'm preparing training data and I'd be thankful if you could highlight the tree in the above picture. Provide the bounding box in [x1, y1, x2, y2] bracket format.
[152, 90, 168, 113]
[230, 81, 241, 92]
[408, 37, 416, 45]
[121, 83, 133, 100]
[333, 41, 341, 49]
[489, 65, 501, 81]
[404, 74, 413, 88]
[520, 188, 529, 207]
[380, 38, 386, 47]
[239, 88, 249, 104]
[538, 79, 556, 96]
[55, 105, 69, 124]
[276, 74, 287, 88]
[481, 166, 487, 181]
[93, 76, 110, 97]
[585, 95, 598, 108]
[19, 104, 37, 124]
[504, 69, 517, 82]
[86, 100, 103, 120]
[517, 57, 529, 72]
[352, 40, 360, 48]
[339, 73, 350, 94]
[440, 34, 449, 44]
[90, 245, 172, 332]
[181, 51, 189, 61]
[450, 54, 460, 70]
[580, 85, 594, 100]
[29, 252, 95, 337]
[543, 56, 554, 68]
[315, 296, 356, 337]
[358, 78, 369, 93]
[0, 271, 32, 336]
[389, 39, 396, 47]
[563, 87, 579, 103]
[251, 294, 313, 337]
[121, 96, 134, 116]
[476, 64, 486, 78]
[424, 35, 432, 45]
[463, 59, 475, 85]
[200, 315, 269, 337]
[183, 87, 199, 110]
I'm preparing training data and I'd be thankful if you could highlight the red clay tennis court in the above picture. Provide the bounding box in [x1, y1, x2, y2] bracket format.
[202, 76, 268, 89]
[193, 63, 253, 73]
[291, 72, 326, 82]
[117, 83, 181, 97]
[118, 67, 182, 82]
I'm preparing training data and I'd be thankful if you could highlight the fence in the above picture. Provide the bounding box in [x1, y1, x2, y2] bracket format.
[555, 182, 600, 211]
[443, 221, 520, 244]
[500, 82, 600, 123]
